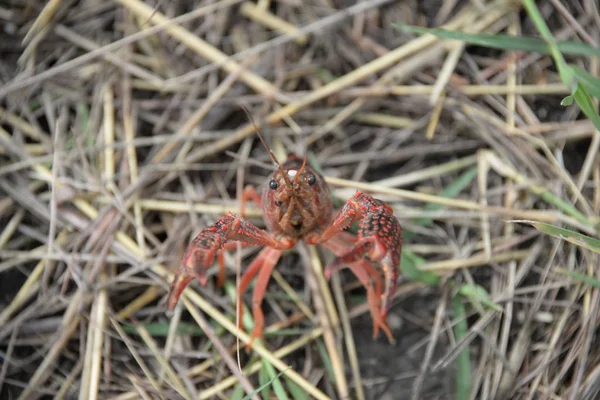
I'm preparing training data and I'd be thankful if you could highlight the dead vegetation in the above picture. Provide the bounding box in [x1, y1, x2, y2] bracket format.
[1, 0, 599, 399]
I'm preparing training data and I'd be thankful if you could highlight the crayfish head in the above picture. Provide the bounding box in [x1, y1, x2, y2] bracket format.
[262, 154, 333, 237]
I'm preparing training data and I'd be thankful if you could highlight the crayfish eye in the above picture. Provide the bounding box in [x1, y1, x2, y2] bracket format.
[307, 174, 316, 185]
[269, 180, 278, 190]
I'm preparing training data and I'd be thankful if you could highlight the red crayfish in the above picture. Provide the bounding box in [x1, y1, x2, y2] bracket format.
[167, 125, 402, 346]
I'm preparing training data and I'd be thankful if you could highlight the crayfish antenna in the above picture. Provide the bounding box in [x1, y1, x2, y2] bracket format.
[239, 105, 292, 188]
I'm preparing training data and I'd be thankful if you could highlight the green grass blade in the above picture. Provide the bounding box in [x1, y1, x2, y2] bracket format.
[394, 24, 600, 57]
[397, 6, 600, 140]
[262, 360, 289, 400]
[306, 151, 323, 174]
[316, 68, 338, 83]
[458, 284, 502, 313]
[409, 166, 478, 233]
[571, 66, 600, 101]
[521, 0, 555, 41]
[533, 185, 593, 228]
[242, 363, 290, 400]
[224, 282, 255, 330]
[231, 385, 245, 400]
[521, 0, 600, 136]
[77, 103, 90, 133]
[453, 295, 472, 400]
[524, 221, 600, 254]
[399, 167, 477, 287]
[258, 362, 272, 400]
[572, 82, 600, 132]
[402, 250, 440, 286]
[555, 268, 600, 289]
[316, 339, 336, 384]
[285, 377, 310, 400]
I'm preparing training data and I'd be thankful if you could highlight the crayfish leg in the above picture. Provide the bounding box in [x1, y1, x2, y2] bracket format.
[249, 248, 283, 349]
[235, 247, 283, 350]
[240, 185, 262, 217]
[236, 248, 268, 332]
[325, 253, 395, 343]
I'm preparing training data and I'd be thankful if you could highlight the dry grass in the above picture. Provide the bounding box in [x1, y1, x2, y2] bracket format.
[1, 0, 599, 399]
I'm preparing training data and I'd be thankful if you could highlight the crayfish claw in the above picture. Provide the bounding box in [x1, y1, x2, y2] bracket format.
[167, 271, 194, 310]
[166, 263, 211, 310]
